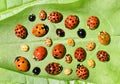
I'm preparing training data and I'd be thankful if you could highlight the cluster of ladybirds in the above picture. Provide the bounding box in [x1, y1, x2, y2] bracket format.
[14, 10, 110, 80]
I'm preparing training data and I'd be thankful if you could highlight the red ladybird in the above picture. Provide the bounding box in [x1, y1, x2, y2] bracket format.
[64, 15, 79, 29]
[87, 16, 99, 29]
[76, 64, 89, 80]
[33, 46, 47, 61]
[14, 24, 27, 39]
[74, 47, 86, 62]
[52, 44, 66, 59]
[97, 50, 109, 62]
[39, 10, 47, 20]
[45, 62, 62, 75]
[48, 11, 63, 23]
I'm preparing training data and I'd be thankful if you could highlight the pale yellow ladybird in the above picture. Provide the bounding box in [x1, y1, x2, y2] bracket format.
[67, 38, 75, 46]
[20, 44, 29, 52]
[87, 59, 95, 68]
[64, 68, 72, 75]
[44, 38, 52, 47]
[65, 54, 72, 64]
[86, 42, 96, 51]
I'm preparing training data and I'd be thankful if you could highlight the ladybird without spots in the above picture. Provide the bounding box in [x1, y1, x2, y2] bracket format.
[44, 38, 52, 47]
[14, 24, 27, 39]
[67, 38, 75, 46]
[97, 50, 109, 62]
[98, 31, 110, 45]
[45, 62, 63, 75]
[32, 24, 49, 37]
[52, 44, 66, 59]
[39, 10, 47, 21]
[65, 54, 72, 64]
[33, 46, 47, 61]
[14, 56, 30, 72]
[64, 15, 79, 29]
[74, 47, 86, 62]
[76, 64, 89, 80]
[87, 16, 99, 29]
[48, 11, 63, 23]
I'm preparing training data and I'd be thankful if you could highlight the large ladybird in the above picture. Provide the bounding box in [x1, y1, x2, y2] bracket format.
[45, 62, 62, 75]
[33, 46, 47, 61]
[32, 24, 49, 37]
[14, 24, 27, 39]
[39, 10, 47, 21]
[64, 15, 79, 29]
[48, 11, 63, 23]
[14, 56, 30, 72]
[87, 16, 99, 29]
[74, 47, 86, 62]
[76, 64, 89, 80]
[52, 44, 66, 59]
[97, 50, 109, 62]
[98, 31, 110, 45]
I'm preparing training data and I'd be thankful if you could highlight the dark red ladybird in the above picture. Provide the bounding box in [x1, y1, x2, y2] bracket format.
[52, 44, 66, 59]
[56, 28, 65, 37]
[97, 50, 109, 62]
[45, 62, 62, 75]
[64, 15, 79, 29]
[74, 47, 86, 62]
[33, 46, 47, 61]
[14, 24, 27, 39]
[48, 11, 63, 23]
[39, 10, 47, 20]
[76, 64, 89, 80]
[87, 16, 99, 29]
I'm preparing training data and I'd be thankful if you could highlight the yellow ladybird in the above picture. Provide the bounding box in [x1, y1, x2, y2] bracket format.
[44, 38, 52, 47]
[67, 38, 75, 46]
[87, 59, 95, 68]
[86, 42, 96, 51]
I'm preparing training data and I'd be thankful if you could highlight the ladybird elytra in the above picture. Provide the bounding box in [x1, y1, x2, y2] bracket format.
[86, 42, 96, 51]
[20, 44, 29, 52]
[44, 38, 52, 47]
[67, 38, 75, 46]
[39, 10, 47, 20]
[87, 59, 95, 68]
[65, 54, 72, 63]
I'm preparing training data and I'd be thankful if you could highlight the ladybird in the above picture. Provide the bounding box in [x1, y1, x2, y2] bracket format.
[14, 24, 27, 39]
[20, 44, 29, 52]
[97, 50, 109, 62]
[14, 56, 30, 72]
[98, 31, 110, 45]
[28, 14, 36, 22]
[44, 38, 52, 47]
[33, 46, 47, 61]
[64, 15, 79, 29]
[64, 68, 72, 75]
[67, 38, 75, 46]
[65, 54, 72, 64]
[77, 29, 86, 38]
[74, 47, 86, 62]
[52, 44, 66, 59]
[56, 28, 65, 37]
[48, 11, 63, 23]
[76, 64, 89, 80]
[87, 59, 95, 68]
[87, 16, 99, 29]
[32, 24, 49, 37]
[39, 10, 47, 20]
[86, 42, 96, 51]
[45, 62, 63, 75]
[32, 67, 41, 75]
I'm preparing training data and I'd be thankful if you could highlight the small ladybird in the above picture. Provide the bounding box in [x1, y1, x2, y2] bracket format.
[76, 64, 89, 80]
[32, 67, 41, 75]
[28, 14, 36, 22]
[20, 44, 29, 52]
[67, 38, 75, 46]
[64, 15, 79, 29]
[98, 31, 110, 45]
[74, 47, 86, 62]
[44, 38, 52, 47]
[56, 28, 65, 37]
[14, 24, 27, 39]
[32, 24, 49, 37]
[87, 59, 95, 68]
[33, 46, 47, 61]
[87, 16, 99, 29]
[65, 54, 72, 64]
[52, 44, 66, 59]
[45, 62, 62, 75]
[77, 29, 86, 38]
[64, 68, 72, 75]
[97, 50, 109, 62]
[39, 10, 47, 20]
[14, 56, 30, 72]
[86, 42, 96, 51]
[48, 11, 63, 23]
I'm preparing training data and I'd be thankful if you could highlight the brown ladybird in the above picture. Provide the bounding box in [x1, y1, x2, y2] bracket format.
[39, 10, 47, 20]
[65, 54, 72, 64]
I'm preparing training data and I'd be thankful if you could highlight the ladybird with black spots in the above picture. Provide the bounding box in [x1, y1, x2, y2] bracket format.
[39, 10, 47, 21]
[14, 56, 30, 72]
[45, 62, 63, 75]
[52, 44, 66, 59]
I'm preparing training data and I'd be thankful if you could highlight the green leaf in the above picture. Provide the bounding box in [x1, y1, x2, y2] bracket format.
[0, 0, 120, 84]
